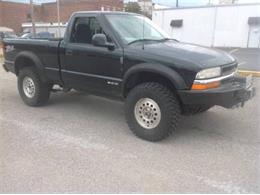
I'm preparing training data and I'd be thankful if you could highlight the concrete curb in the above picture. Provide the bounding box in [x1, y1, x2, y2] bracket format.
[238, 70, 260, 77]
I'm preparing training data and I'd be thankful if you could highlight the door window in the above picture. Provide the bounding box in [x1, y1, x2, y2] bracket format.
[71, 17, 110, 44]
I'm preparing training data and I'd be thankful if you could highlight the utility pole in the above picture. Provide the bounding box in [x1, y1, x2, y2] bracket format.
[57, 0, 61, 37]
[176, 0, 179, 8]
[30, 0, 36, 37]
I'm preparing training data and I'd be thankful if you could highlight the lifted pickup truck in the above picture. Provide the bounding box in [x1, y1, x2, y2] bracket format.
[2, 11, 255, 141]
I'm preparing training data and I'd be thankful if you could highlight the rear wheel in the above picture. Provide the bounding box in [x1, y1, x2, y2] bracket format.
[125, 82, 181, 142]
[18, 67, 52, 106]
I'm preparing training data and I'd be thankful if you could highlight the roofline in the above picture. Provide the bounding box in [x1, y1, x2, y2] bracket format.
[72, 11, 138, 15]
[153, 3, 260, 11]
[70, 11, 142, 18]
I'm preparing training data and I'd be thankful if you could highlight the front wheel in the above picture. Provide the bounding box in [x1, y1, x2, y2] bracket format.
[125, 82, 181, 142]
[18, 67, 52, 106]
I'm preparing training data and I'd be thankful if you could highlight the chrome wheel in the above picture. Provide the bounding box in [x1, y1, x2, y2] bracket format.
[134, 98, 161, 129]
[22, 76, 35, 98]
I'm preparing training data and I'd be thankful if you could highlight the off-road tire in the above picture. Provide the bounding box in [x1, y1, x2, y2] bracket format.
[125, 82, 181, 142]
[18, 67, 51, 106]
[182, 105, 212, 115]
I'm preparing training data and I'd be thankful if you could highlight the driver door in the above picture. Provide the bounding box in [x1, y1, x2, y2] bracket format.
[61, 15, 123, 96]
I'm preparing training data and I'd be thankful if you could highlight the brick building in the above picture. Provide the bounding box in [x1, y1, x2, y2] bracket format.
[0, 0, 124, 33]
[0, 1, 41, 33]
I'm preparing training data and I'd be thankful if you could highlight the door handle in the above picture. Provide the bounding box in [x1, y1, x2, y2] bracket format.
[65, 49, 73, 55]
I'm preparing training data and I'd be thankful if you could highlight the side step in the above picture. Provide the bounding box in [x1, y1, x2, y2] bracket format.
[51, 85, 71, 93]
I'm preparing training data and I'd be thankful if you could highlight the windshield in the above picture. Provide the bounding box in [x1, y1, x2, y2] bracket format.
[106, 14, 170, 45]
[4, 32, 17, 38]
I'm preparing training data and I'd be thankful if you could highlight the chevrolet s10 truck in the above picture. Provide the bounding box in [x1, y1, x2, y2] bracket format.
[2, 12, 255, 141]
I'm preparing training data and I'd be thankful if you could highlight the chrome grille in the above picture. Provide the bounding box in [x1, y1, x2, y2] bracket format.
[222, 62, 237, 76]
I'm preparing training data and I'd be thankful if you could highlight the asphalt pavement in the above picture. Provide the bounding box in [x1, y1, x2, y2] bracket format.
[0, 58, 259, 193]
[218, 48, 260, 72]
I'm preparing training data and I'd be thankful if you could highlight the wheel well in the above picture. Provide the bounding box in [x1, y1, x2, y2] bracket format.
[15, 57, 35, 75]
[124, 72, 179, 97]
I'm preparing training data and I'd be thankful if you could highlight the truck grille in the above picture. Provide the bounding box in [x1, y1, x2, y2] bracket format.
[222, 62, 237, 76]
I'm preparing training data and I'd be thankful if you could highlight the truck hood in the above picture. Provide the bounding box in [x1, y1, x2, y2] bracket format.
[131, 41, 236, 69]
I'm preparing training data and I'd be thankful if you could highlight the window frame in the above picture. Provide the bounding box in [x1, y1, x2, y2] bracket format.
[68, 15, 114, 47]
[63, 13, 123, 49]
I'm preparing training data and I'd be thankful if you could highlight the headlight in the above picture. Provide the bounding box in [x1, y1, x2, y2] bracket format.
[196, 67, 221, 79]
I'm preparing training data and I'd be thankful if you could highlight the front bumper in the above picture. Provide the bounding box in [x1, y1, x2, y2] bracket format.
[178, 75, 256, 108]
[2, 59, 15, 73]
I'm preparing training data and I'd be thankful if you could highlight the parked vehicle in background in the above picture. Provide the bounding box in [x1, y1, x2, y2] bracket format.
[0, 27, 17, 42]
[2, 12, 256, 142]
[20, 31, 55, 39]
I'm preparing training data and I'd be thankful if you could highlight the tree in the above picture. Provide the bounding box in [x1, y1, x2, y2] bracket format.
[125, 2, 142, 14]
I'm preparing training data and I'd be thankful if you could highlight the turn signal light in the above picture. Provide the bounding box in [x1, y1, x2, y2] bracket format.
[191, 81, 220, 90]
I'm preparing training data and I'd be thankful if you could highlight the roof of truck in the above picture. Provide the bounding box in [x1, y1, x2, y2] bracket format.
[72, 11, 139, 16]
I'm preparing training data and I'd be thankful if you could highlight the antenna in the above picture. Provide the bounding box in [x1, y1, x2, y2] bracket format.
[57, 0, 61, 37]
[142, 14, 145, 50]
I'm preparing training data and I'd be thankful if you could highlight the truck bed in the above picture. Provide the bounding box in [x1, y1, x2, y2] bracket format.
[3, 38, 62, 84]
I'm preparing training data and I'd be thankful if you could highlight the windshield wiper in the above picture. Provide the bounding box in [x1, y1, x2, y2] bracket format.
[127, 39, 161, 45]
[127, 38, 178, 45]
[158, 38, 179, 42]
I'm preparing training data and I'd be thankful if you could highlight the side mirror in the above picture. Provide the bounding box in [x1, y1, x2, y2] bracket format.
[92, 34, 115, 50]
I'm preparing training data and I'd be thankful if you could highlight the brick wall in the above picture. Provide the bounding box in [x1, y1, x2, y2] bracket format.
[0, 2, 3, 26]
[0, 1, 30, 33]
[0, 0, 124, 33]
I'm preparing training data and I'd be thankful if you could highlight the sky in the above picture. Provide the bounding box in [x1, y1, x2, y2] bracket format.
[2, 0, 260, 7]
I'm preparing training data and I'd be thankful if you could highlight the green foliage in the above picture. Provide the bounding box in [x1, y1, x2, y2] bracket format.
[125, 2, 142, 14]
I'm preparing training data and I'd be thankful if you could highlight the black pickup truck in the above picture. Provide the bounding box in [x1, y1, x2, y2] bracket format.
[2, 11, 255, 141]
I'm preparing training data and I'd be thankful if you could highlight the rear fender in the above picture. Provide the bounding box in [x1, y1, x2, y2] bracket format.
[14, 51, 48, 82]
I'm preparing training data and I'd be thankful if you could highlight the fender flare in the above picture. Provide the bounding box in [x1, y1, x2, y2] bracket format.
[14, 51, 48, 82]
[123, 63, 187, 94]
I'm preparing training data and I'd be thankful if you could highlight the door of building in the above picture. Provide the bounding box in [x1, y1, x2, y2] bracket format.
[248, 26, 260, 48]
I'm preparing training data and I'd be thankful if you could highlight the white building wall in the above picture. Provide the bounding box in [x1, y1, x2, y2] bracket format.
[214, 5, 260, 47]
[153, 4, 260, 48]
